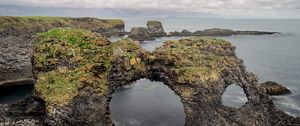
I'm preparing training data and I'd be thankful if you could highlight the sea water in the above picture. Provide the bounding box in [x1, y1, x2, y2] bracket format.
[109, 18, 300, 125]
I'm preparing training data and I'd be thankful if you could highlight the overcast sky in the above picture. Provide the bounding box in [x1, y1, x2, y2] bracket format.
[1, 0, 300, 18]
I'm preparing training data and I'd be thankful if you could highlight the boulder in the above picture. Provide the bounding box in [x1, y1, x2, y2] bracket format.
[146, 20, 166, 37]
[261, 81, 292, 95]
[128, 27, 154, 41]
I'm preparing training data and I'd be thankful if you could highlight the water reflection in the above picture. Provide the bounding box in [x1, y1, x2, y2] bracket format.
[110, 79, 185, 126]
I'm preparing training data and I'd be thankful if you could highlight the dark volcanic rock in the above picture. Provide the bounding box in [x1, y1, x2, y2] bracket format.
[128, 27, 155, 41]
[146, 20, 167, 37]
[1, 28, 299, 126]
[261, 81, 292, 95]
[148, 38, 300, 125]
[0, 96, 45, 126]
[0, 36, 33, 86]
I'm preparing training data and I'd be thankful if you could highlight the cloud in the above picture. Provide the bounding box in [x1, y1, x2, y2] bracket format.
[0, 0, 300, 18]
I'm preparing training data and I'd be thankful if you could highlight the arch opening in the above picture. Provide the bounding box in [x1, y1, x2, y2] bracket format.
[109, 78, 185, 126]
[221, 84, 248, 108]
[0, 83, 34, 104]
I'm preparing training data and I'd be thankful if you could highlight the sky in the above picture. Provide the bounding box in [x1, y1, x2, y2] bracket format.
[1, 0, 300, 18]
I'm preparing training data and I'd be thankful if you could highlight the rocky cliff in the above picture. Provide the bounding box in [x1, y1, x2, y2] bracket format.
[0, 16, 125, 37]
[0, 28, 299, 126]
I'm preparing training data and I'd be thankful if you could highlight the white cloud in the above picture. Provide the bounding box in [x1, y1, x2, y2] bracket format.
[0, 0, 299, 17]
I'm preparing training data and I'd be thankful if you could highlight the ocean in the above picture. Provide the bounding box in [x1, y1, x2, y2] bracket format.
[109, 18, 300, 125]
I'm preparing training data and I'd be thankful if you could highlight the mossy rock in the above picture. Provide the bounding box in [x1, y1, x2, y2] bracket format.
[151, 37, 239, 87]
[33, 28, 143, 111]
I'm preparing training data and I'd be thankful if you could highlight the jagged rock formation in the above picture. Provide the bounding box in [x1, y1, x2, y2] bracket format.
[0, 16, 125, 37]
[0, 28, 299, 126]
[146, 20, 167, 37]
[261, 81, 292, 95]
[128, 27, 155, 41]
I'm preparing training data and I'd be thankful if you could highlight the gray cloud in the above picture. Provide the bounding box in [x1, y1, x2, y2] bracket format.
[0, 0, 299, 18]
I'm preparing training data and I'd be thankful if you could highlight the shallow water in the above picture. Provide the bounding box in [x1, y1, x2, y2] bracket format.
[110, 79, 185, 126]
[109, 18, 300, 118]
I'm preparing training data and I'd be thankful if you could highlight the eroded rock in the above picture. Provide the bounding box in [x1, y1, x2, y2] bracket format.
[146, 20, 167, 37]
[128, 27, 155, 41]
[1, 28, 298, 126]
[0, 36, 33, 85]
[261, 81, 292, 95]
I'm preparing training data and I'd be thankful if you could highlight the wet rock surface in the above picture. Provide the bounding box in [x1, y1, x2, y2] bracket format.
[128, 27, 155, 41]
[146, 20, 166, 37]
[261, 81, 292, 95]
[0, 28, 298, 126]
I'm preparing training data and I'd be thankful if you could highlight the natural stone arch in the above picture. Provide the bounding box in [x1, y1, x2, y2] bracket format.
[108, 78, 185, 126]
[13, 28, 298, 126]
[221, 84, 248, 108]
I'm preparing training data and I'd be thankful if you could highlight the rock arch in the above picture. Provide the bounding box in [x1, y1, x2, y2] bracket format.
[2, 28, 299, 125]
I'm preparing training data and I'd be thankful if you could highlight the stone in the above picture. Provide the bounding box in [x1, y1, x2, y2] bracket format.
[128, 27, 155, 41]
[261, 81, 292, 95]
[146, 20, 167, 37]
[0, 36, 33, 86]
[168, 31, 181, 36]
[1, 28, 299, 126]
[181, 29, 192, 36]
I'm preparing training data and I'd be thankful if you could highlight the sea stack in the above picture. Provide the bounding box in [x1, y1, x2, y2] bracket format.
[128, 27, 155, 41]
[261, 81, 292, 95]
[146, 20, 167, 37]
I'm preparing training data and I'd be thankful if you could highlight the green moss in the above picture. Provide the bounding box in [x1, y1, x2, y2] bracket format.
[0, 16, 124, 35]
[34, 28, 143, 111]
[146, 20, 162, 26]
[152, 37, 238, 87]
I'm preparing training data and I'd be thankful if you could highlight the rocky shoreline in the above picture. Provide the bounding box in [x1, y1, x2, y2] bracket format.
[0, 17, 297, 126]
